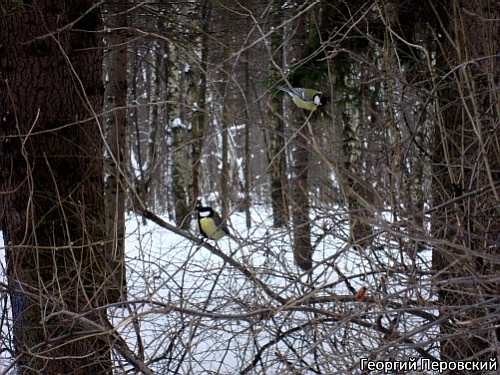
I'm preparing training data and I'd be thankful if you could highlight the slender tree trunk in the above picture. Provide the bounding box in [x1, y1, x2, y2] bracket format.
[288, 1, 313, 271]
[291, 127, 313, 271]
[220, 5, 231, 216]
[267, 98, 289, 228]
[166, 29, 190, 227]
[0, 1, 111, 373]
[267, 0, 288, 228]
[103, 0, 128, 303]
[189, 1, 210, 209]
[172, 123, 190, 228]
[243, 48, 252, 228]
[342, 68, 374, 249]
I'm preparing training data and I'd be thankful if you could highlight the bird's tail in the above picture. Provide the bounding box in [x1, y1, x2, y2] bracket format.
[275, 85, 288, 91]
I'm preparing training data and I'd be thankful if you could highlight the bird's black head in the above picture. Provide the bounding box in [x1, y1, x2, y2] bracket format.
[313, 93, 329, 107]
[197, 206, 215, 218]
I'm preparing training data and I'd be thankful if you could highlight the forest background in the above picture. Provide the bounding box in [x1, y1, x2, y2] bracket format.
[0, 0, 499, 373]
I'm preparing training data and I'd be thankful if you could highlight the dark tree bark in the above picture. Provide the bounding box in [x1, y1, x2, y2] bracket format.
[267, 98, 288, 228]
[267, 0, 289, 228]
[0, 1, 111, 373]
[288, 1, 314, 271]
[103, 0, 128, 303]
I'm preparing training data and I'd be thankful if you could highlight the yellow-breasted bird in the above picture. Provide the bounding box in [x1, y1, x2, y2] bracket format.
[277, 86, 329, 111]
[196, 206, 236, 241]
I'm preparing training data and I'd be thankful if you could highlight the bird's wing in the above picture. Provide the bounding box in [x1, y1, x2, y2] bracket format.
[214, 214, 240, 242]
[276, 86, 307, 101]
[213, 214, 231, 234]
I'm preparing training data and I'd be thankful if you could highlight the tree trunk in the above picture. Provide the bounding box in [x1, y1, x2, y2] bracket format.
[0, 1, 111, 373]
[172, 123, 190, 228]
[267, 96, 289, 228]
[341, 69, 374, 249]
[243, 47, 252, 228]
[267, 0, 288, 228]
[103, 0, 128, 303]
[165, 28, 190, 227]
[288, 1, 314, 271]
[220, 3, 231, 216]
[188, 1, 210, 209]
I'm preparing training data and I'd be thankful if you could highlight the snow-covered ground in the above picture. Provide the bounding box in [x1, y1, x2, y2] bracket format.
[1, 205, 437, 373]
[109, 206, 436, 373]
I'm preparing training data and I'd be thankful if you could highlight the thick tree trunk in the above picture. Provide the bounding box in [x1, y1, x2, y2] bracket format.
[0, 1, 111, 373]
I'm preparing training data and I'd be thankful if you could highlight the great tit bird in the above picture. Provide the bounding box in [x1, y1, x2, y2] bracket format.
[196, 206, 235, 241]
[277, 86, 329, 111]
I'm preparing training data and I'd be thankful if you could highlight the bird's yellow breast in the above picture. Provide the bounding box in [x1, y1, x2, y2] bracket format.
[292, 96, 318, 111]
[198, 217, 226, 240]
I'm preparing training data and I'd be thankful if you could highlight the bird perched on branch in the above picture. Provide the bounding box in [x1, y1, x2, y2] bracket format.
[196, 206, 236, 241]
[276, 86, 329, 111]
